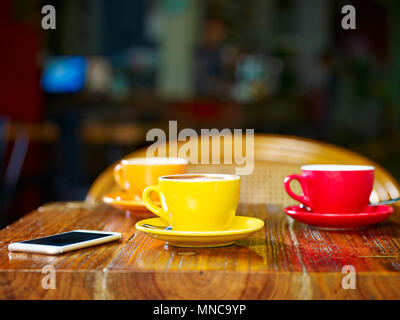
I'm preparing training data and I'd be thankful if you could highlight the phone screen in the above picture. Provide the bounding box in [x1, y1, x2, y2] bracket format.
[21, 231, 114, 247]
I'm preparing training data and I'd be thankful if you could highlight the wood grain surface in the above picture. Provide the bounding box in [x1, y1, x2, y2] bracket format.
[0, 202, 399, 299]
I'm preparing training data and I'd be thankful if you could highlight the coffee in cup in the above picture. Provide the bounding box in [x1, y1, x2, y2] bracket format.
[284, 164, 375, 213]
[142, 174, 241, 231]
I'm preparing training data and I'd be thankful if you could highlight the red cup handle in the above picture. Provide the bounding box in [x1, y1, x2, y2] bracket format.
[284, 174, 311, 208]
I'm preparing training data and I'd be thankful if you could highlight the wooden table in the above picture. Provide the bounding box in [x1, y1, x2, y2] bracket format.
[0, 202, 399, 299]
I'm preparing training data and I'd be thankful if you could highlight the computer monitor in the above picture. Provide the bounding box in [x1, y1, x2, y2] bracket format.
[41, 56, 87, 93]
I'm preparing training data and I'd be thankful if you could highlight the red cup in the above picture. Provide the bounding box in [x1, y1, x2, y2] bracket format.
[284, 165, 375, 213]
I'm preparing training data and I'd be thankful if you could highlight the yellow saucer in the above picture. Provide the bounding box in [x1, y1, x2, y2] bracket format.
[135, 216, 264, 247]
[103, 192, 158, 213]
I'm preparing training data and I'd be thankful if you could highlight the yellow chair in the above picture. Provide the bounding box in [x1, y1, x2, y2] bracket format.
[86, 134, 400, 206]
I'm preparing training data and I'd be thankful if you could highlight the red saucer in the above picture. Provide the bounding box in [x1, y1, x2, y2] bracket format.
[284, 205, 394, 229]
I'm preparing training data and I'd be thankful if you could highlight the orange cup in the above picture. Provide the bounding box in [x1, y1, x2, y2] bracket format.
[113, 157, 189, 201]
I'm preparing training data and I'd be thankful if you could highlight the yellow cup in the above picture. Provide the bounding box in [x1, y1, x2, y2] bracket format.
[113, 157, 188, 201]
[142, 174, 241, 231]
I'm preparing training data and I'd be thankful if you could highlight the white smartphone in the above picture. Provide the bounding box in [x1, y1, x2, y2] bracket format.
[8, 230, 122, 255]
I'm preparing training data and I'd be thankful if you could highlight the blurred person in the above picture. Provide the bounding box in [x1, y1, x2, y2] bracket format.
[195, 18, 230, 98]
[0, 0, 45, 225]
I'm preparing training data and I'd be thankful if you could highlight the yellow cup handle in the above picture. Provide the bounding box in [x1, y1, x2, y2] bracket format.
[142, 185, 170, 224]
[114, 163, 125, 189]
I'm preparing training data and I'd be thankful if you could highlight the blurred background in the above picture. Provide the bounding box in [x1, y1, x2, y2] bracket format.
[1, 0, 400, 227]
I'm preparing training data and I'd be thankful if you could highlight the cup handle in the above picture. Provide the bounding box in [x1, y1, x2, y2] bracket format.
[283, 174, 312, 209]
[142, 185, 170, 224]
[114, 163, 125, 189]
